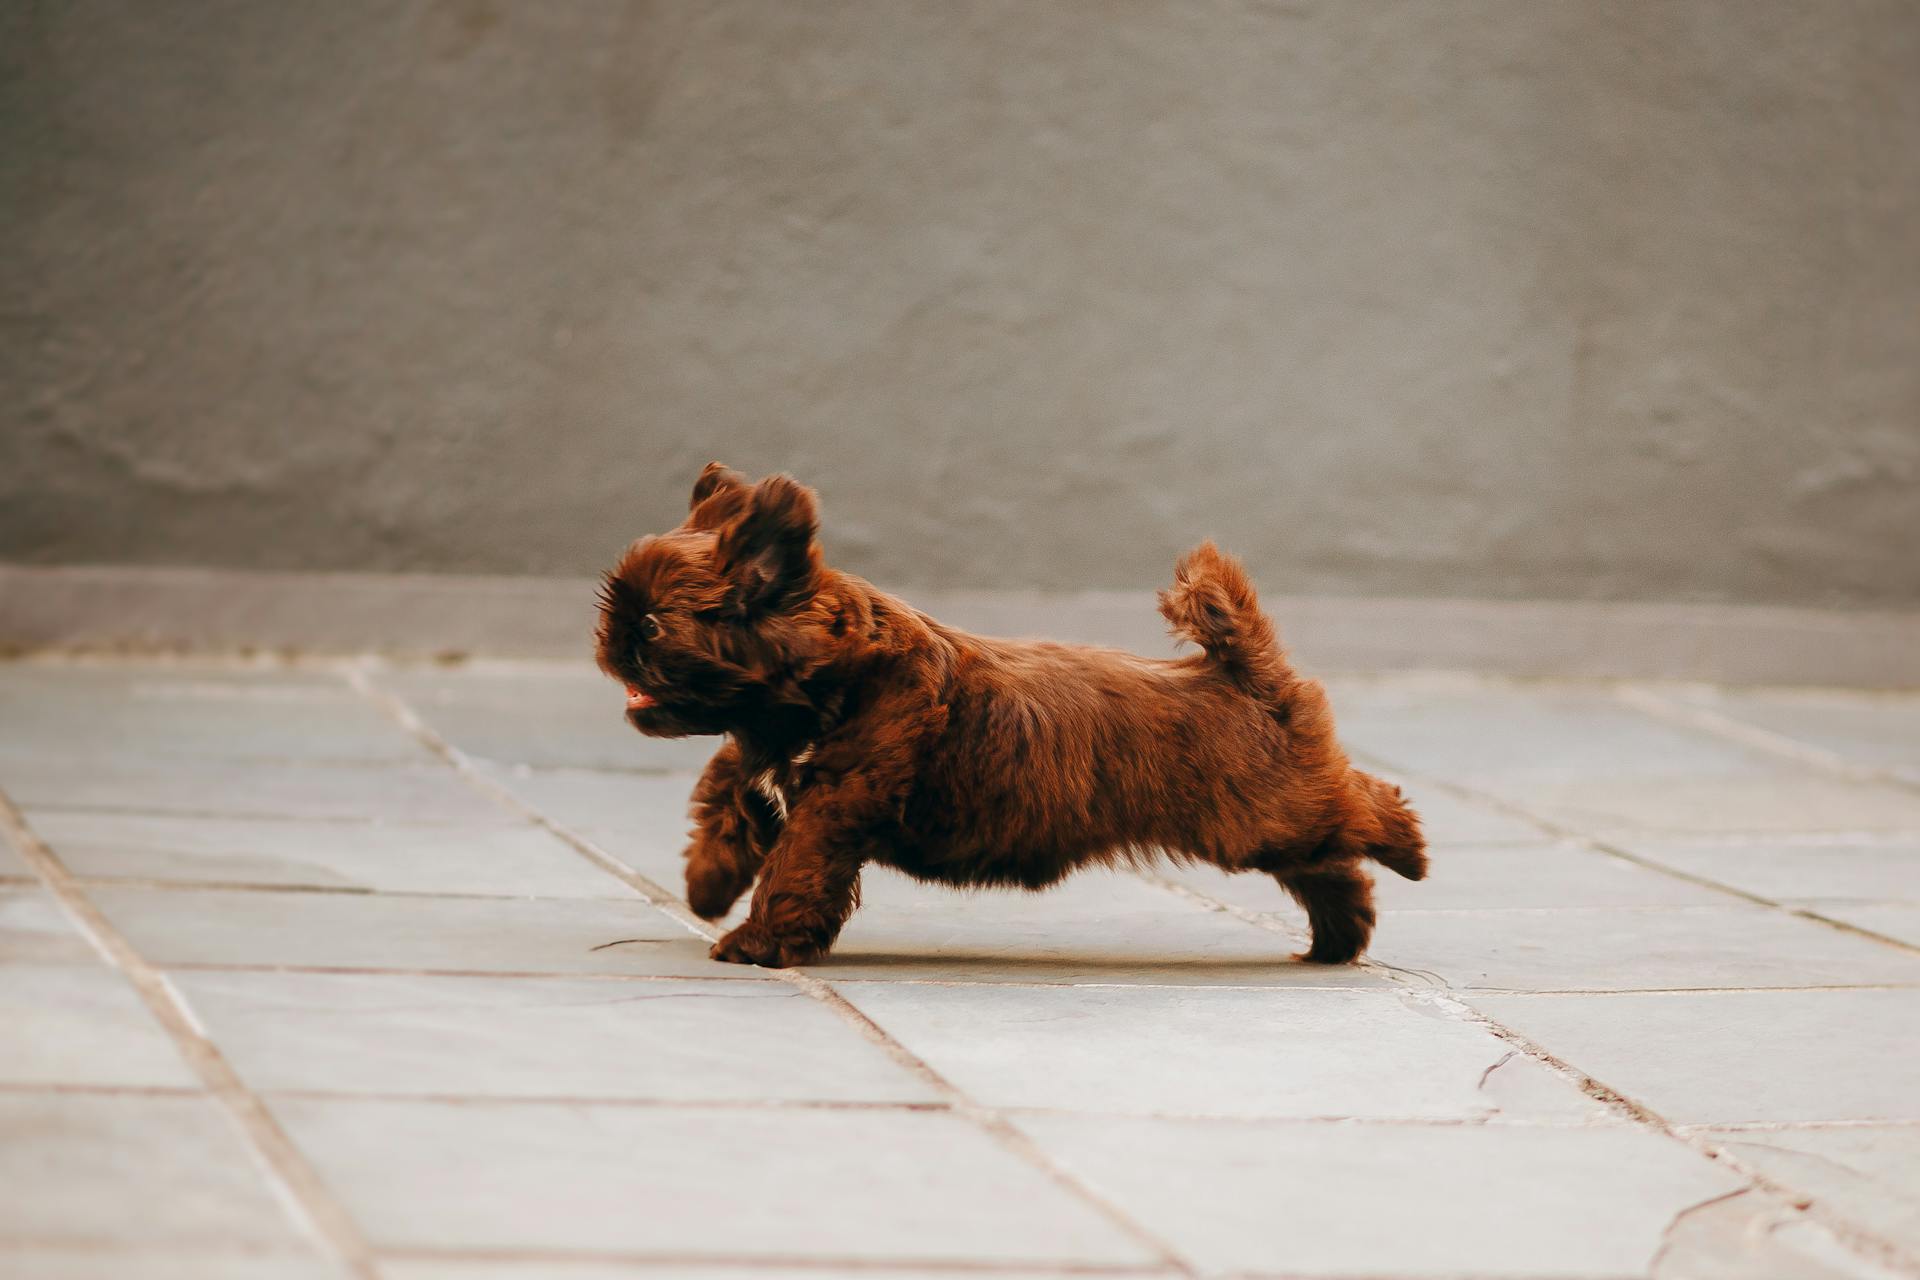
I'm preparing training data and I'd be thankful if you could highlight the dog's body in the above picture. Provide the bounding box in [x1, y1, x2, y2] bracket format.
[597, 464, 1426, 969]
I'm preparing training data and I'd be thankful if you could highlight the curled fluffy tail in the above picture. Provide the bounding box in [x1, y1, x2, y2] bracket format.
[1157, 541, 1296, 704]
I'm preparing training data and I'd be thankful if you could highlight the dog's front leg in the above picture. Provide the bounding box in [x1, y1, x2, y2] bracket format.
[708, 812, 863, 968]
[710, 688, 943, 968]
[683, 741, 778, 921]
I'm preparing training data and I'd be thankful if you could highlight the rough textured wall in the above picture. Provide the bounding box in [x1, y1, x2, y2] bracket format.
[4, 1, 1917, 605]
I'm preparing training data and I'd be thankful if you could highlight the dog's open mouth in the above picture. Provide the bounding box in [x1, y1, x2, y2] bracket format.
[625, 685, 656, 711]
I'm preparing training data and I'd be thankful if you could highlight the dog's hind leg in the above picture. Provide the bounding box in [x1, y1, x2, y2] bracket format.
[1274, 859, 1376, 964]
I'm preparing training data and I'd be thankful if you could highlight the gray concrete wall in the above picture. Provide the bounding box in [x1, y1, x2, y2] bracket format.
[4, 1, 1917, 607]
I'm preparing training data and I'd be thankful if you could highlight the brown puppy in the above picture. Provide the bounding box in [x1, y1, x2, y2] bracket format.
[596, 463, 1426, 969]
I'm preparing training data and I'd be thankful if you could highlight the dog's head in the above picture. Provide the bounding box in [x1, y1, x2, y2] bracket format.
[595, 463, 836, 739]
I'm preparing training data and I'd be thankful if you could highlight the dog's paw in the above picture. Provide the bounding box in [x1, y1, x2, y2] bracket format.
[686, 862, 749, 921]
[709, 921, 822, 968]
[1293, 941, 1364, 966]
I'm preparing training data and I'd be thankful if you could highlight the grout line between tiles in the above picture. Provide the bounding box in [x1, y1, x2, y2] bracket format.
[1679, 1119, 1920, 1134]
[63, 875, 637, 901]
[344, 661, 1200, 1278]
[0, 1239, 319, 1262]
[204, 1092, 1627, 1127]
[12, 800, 542, 828]
[159, 961, 782, 982]
[373, 1245, 1176, 1275]
[1362, 904, 1811, 916]
[1573, 828, 1920, 849]
[1790, 907, 1920, 954]
[1616, 685, 1920, 794]
[0, 1081, 204, 1098]
[259, 1091, 955, 1112]
[1436, 983, 1920, 996]
[370, 1255, 1639, 1280]
[0, 787, 381, 1280]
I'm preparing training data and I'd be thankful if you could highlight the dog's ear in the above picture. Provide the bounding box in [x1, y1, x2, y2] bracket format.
[688, 462, 751, 529]
[715, 475, 819, 612]
[691, 462, 749, 511]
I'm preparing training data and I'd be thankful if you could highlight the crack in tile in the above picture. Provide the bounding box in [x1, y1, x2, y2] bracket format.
[1647, 1185, 1762, 1280]
[1475, 1050, 1519, 1092]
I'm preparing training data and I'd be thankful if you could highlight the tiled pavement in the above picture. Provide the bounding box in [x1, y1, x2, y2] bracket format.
[2, 658, 1917, 1279]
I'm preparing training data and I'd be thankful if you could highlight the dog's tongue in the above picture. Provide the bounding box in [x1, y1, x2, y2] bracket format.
[625, 685, 656, 711]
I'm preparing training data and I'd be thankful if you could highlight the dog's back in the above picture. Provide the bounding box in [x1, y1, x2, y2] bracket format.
[881, 543, 1427, 961]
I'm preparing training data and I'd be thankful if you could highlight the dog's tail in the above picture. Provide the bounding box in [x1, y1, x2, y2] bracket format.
[1343, 771, 1429, 881]
[1157, 541, 1298, 705]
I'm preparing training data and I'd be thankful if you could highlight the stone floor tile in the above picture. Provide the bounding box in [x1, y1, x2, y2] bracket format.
[839, 983, 1598, 1121]
[373, 666, 718, 772]
[379, 1266, 1151, 1280]
[1145, 862, 1312, 922]
[88, 887, 726, 978]
[6, 661, 1919, 1279]
[0, 662, 345, 699]
[1704, 1125, 1920, 1256]
[0, 664, 425, 765]
[473, 765, 698, 888]
[0, 966, 192, 1087]
[1367, 905, 1920, 991]
[1377, 780, 1551, 846]
[1800, 902, 1920, 948]
[1378, 845, 1730, 912]
[271, 1098, 1153, 1266]
[9, 757, 513, 826]
[0, 1253, 346, 1279]
[1330, 679, 1776, 783]
[1471, 990, 1920, 1124]
[1662, 686, 1920, 777]
[1618, 837, 1920, 905]
[1014, 1113, 1743, 1278]
[0, 1093, 309, 1250]
[1167, 844, 1728, 916]
[1487, 772, 1920, 837]
[0, 886, 97, 964]
[379, 1266, 1149, 1280]
[32, 810, 625, 898]
[173, 970, 936, 1104]
[817, 869, 1390, 987]
[0, 714, 429, 771]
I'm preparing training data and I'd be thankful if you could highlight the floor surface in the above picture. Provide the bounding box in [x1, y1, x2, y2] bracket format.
[2, 657, 1917, 1279]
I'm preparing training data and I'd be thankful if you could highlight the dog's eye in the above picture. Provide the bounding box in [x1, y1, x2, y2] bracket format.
[638, 613, 662, 642]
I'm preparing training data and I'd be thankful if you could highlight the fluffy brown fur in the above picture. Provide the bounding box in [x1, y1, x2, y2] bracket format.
[595, 463, 1426, 968]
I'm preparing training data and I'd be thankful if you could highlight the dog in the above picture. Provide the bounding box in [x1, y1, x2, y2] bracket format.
[595, 463, 1426, 968]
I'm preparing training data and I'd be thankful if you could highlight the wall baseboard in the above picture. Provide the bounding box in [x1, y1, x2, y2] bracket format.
[2, 563, 1915, 687]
